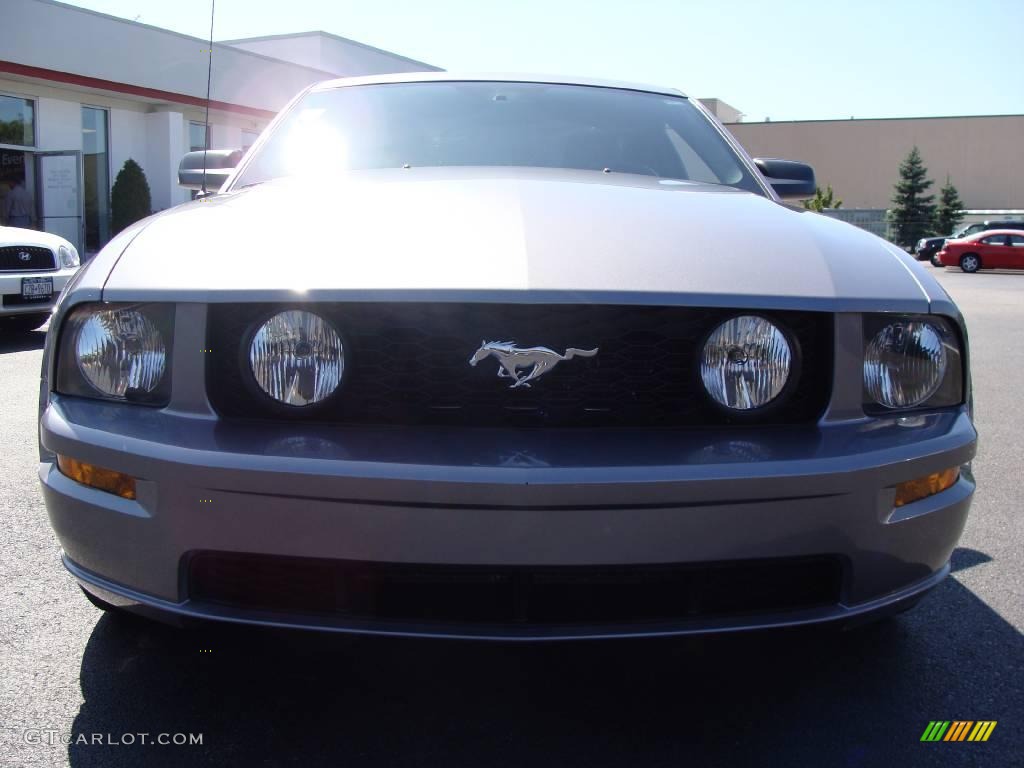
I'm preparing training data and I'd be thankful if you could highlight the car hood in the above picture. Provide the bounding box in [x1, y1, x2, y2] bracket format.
[103, 167, 930, 311]
[0, 225, 73, 250]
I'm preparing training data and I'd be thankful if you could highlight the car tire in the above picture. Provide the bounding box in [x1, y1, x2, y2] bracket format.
[0, 312, 50, 333]
[80, 586, 120, 613]
[959, 253, 981, 273]
[930, 253, 942, 267]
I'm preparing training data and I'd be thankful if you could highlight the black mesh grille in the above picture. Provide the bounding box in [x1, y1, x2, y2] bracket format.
[2, 294, 55, 308]
[206, 303, 832, 428]
[0, 246, 55, 271]
[188, 552, 843, 626]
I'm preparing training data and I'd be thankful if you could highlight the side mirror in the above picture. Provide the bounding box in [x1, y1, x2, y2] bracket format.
[178, 149, 244, 192]
[753, 158, 816, 199]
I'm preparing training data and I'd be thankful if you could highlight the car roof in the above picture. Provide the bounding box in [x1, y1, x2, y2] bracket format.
[311, 72, 687, 98]
[970, 229, 1024, 237]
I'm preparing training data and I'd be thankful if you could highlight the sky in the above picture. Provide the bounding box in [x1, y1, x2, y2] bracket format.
[63, 0, 1024, 122]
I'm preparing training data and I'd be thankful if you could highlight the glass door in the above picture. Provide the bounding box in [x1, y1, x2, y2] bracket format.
[1, 94, 38, 230]
[81, 106, 110, 252]
[34, 151, 83, 254]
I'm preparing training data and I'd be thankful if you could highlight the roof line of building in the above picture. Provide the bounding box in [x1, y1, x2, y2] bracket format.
[217, 30, 443, 71]
[0, 60, 277, 120]
[729, 113, 1024, 125]
[39, 0, 214, 46]
[35, 0, 343, 79]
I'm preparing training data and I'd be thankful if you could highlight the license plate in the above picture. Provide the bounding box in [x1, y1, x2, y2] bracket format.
[22, 277, 53, 300]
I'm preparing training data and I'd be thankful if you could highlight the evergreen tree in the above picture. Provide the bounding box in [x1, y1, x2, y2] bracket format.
[934, 176, 965, 235]
[802, 185, 842, 212]
[110, 159, 152, 235]
[888, 147, 936, 248]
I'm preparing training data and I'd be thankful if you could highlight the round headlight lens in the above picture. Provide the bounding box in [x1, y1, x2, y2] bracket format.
[249, 310, 344, 406]
[76, 308, 167, 397]
[864, 321, 947, 409]
[701, 315, 792, 410]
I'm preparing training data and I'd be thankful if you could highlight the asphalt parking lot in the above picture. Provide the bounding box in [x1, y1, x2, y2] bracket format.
[0, 267, 1020, 768]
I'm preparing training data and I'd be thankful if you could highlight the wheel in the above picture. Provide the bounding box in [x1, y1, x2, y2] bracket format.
[80, 586, 120, 613]
[930, 253, 942, 267]
[0, 312, 50, 333]
[959, 253, 981, 273]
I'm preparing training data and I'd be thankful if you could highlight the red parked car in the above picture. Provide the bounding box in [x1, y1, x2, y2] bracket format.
[937, 229, 1024, 272]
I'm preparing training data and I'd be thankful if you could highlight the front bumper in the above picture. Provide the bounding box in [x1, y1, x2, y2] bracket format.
[39, 395, 976, 639]
[0, 268, 76, 316]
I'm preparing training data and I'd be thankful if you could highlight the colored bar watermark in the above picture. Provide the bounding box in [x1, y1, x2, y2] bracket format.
[921, 721, 997, 742]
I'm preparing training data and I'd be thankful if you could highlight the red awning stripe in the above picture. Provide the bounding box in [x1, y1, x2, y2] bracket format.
[0, 60, 277, 120]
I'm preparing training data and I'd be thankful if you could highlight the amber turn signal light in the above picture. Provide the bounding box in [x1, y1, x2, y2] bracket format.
[894, 467, 959, 507]
[57, 455, 137, 499]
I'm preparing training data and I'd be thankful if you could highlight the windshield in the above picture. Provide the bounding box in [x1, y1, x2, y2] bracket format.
[232, 81, 764, 194]
[958, 224, 985, 237]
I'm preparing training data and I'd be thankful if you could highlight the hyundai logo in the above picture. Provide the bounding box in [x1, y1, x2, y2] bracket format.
[18, 251, 31, 262]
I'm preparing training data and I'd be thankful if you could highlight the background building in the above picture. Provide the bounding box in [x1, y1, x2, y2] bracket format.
[726, 114, 1024, 215]
[0, 0, 441, 253]
[698, 98, 743, 125]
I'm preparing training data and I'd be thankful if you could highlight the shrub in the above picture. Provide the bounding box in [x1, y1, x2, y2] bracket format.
[110, 158, 152, 235]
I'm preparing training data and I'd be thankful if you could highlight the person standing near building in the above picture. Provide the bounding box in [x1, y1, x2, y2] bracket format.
[3, 178, 35, 229]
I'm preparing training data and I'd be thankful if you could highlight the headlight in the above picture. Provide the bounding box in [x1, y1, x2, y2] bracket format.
[700, 315, 793, 410]
[58, 244, 80, 268]
[863, 317, 962, 410]
[249, 310, 344, 406]
[56, 303, 173, 404]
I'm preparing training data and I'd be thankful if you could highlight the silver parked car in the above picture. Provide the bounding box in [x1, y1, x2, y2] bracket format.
[38, 74, 976, 640]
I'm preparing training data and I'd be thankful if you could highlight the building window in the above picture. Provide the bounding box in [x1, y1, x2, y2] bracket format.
[189, 121, 208, 152]
[241, 129, 259, 151]
[0, 95, 35, 147]
[82, 106, 110, 251]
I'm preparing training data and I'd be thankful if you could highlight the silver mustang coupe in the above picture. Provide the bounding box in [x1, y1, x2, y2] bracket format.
[38, 74, 976, 640]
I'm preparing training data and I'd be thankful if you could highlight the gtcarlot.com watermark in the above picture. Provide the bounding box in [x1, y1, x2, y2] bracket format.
[22, 729, 202, 746]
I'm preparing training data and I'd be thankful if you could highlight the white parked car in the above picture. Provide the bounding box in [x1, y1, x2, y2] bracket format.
[0, 226, 80, 332]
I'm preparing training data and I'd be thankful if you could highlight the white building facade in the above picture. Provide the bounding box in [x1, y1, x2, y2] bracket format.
[0, 0, 441, 253]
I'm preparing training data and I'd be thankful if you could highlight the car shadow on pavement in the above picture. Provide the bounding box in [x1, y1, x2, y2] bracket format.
[0, 329, 46, 354]
[67, 547, 1020, 768]
[935, 268, 1024, 277]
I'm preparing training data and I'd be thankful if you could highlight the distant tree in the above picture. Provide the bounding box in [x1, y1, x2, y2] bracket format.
[110, 159, 152, 235]
[934, 176, 965, 235]
[0, 118, 29, 145]
[888, 146, 936, 248]
[802, 185, 843, 212]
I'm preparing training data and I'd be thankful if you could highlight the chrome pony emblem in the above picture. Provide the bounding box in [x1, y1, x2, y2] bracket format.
[18, 251, 31, 262]
[469, 341, 598, 388]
